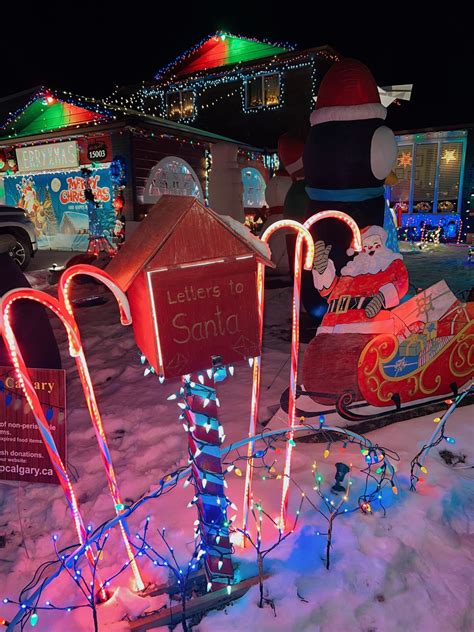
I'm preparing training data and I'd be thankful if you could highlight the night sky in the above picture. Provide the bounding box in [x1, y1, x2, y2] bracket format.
[2, 3, 472, 132]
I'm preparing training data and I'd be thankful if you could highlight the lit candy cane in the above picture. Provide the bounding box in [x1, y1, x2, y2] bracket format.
[242, 220, 314, 539]
[0, 289, 106, 599]
[58, 264, 144, 591]
[279, 210, 362, 529]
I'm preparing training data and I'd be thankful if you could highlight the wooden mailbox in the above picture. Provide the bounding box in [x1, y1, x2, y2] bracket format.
[106, 195, 273, 378]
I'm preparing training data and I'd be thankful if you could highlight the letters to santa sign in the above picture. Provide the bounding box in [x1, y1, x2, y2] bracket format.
[0, 366, 66, 484]
[149, 259, 261, 378]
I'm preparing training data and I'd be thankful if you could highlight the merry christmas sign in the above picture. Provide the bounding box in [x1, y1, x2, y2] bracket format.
[0, 367, 66, 484]
[4, 168, 114, 250]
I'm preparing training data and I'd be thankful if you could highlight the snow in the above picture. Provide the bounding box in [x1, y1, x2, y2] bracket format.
[0, 243, 472, 631]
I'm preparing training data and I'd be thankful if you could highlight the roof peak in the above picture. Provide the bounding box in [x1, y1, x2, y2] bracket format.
[155, 32, 295, 81]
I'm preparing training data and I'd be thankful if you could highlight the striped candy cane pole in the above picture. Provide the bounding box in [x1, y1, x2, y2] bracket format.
[58, 264, 144, 591]
[0, 289, 106, 599]
[279, 211, 362, 528]
[242, 220, 314, 539]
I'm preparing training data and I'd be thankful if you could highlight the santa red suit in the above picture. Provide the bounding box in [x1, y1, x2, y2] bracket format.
[302, 226, 409, 404]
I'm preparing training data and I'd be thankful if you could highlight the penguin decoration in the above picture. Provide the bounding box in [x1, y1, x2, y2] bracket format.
[303, 59, 397, 292]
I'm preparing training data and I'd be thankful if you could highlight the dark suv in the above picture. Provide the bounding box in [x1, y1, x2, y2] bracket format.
[0, 205, 38, 270]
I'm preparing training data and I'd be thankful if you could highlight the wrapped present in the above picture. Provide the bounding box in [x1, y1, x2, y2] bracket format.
[399, 333, 427, 357]
[423, 321, 438, 340]
[437, 303, 472, 337]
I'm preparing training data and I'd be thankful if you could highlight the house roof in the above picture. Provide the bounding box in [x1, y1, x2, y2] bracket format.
[106, 195, 273, 291]
[0, 88, 110, 138]
[155, 32, 293, 80]
[0, 88, 264, 151]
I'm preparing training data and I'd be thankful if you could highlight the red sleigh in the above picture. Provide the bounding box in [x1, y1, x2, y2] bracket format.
[354, 281, 473, 410]
[299, 281, 474, 420]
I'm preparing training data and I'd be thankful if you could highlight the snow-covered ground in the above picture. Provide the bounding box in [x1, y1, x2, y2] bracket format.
[0, 243, 472, 631]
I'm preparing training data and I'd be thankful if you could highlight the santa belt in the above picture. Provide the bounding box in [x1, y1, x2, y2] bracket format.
[327, 295, 372, 314]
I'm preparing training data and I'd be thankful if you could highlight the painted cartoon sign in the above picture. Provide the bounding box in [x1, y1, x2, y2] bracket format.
[4, 168, 114, 250]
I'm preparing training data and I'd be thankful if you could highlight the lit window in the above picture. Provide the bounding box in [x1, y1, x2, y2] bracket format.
[245, 74, 281, 109]
[166, 91, 195, 120]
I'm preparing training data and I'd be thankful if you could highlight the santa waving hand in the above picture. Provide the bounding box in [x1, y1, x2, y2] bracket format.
[302, 225, 409, 404]
[313, 225, 408, 335]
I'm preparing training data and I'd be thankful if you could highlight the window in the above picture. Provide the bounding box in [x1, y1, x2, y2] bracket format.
[245, 74, 281, 109]
[437, 142, 462, 213]
[391, 145, 413, 213]
[143, 157, 203, 204]
[412, 144, 438, 212]
[166, 91, 195, 120]
[388, 135, 466, 219]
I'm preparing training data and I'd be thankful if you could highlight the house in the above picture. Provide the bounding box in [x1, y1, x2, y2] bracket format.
[108, 32, 341, 147]
[0, 87, 269, 250]
[389, 125, 474, 243]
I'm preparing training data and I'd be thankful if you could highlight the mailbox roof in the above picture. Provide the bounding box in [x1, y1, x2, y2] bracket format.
[106, 195, 273, 291]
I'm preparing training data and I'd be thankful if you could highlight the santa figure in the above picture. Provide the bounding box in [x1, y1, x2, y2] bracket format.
[302, 225, 409, 404]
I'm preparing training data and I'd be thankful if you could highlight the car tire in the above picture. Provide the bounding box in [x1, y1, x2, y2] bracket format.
[11, 234, 32, 270]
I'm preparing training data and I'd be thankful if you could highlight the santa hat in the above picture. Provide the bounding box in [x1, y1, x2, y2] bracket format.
[347, 225, 388, 256]
[278, 133, 305, 180]
[311, 59, 387, 126]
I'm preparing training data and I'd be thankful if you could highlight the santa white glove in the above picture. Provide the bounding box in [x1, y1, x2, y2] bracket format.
[313, 241, 332, 275]
[365, 291, 385, 318]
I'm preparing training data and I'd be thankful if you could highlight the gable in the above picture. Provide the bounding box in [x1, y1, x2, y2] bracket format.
[105, 195, 273, 291]
[1, 96, 107, 138]
[156, 33, 291, 79]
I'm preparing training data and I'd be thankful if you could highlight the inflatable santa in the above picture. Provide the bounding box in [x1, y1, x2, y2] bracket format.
[279, 133, 307, 225]
[276, 133, 310, 277]
[302, 225, 408, 404]
[259, 168, 292, 274]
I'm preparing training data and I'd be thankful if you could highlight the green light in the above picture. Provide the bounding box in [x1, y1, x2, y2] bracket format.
[2, 97, 104, 138]
[115, 503, 125, 511]
[30, 612, 39, 627]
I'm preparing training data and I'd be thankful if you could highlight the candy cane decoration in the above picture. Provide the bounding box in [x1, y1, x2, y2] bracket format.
[0, 289, 106, 599]
[279, 210, 362, 528]
[242, 220, 314, 539]
[58, 264, 144, 591]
